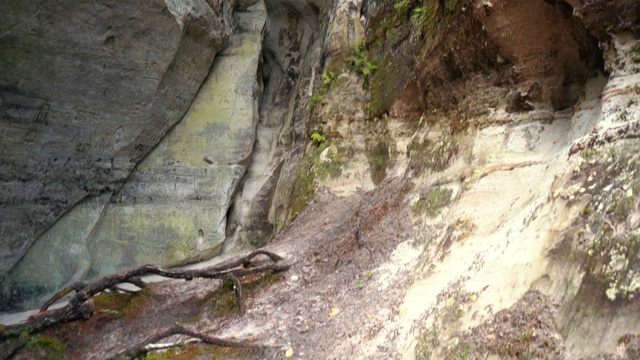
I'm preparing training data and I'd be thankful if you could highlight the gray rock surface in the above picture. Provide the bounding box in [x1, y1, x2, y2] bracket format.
[0, 0, 233, 307]
[0, 0, 331, 311]
[81, 0, 269, 279]
[225, 0, 324, 250]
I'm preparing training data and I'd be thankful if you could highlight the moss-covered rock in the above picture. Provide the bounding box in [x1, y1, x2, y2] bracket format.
[412, 187, 453, 217]
[24, 335, 68, 360]
[288, 140, 345, 221]
[408, 134, 455, 175]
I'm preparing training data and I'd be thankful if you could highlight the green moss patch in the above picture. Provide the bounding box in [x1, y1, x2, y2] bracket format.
[143, 342, 262, 360]
[25, 335, 68, 360]
[209, 281, 241, 318]
[408, 135, 454, 175]
[289, 142, 343, 221]
[94, 287, 152, 319]
[412, 187, 453, 217]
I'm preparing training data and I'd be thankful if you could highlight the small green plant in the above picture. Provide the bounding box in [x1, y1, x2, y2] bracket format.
[347, 42, 378, 77]
[382, 17, 390, 29]
[393, 0, 410, 10]
[412, 2, 439, 32]
[308, 86, 327, 111]
[310, 132, 327, 144]
[357, 279, 365, 289]
[308, 72, 334, 111]
[369, 156, 384, 167]
[322, 71, 335, 85]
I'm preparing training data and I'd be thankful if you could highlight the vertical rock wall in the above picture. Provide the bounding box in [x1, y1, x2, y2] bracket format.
[0, 0, 329, 311]
[0, 0, 234, 310]
[225, 0, 324, 250]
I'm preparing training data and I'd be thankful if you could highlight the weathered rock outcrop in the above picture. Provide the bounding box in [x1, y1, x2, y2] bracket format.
[0, 0, 329, 311]
[225, 0, 324, 251]
[0, 0, 235, 308]
[243, 0, 640, 358]
[3, 1, 640, 358]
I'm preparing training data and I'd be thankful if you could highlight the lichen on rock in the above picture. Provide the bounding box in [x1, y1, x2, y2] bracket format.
[563, 142, 640, 301]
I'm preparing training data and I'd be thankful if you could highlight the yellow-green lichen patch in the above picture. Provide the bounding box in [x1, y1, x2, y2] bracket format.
[94, 287, 152, 319]
[416, 290, 563, 359]
[412, 187, 453, 217]
[24, 335, 68, 360]
[414, 282, 477, 360]
[143, 342, 262, 360]
[319, 72, 367, 120]
[408, 134, 454, 175]
[289, 141, 344, 221]
[316, 145, 344, 181]
[564, 143, 640, 301]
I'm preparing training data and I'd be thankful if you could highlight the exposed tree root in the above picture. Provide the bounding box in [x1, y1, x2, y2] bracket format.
[0, 250, 289, 344]
[108, 322, 269, 360]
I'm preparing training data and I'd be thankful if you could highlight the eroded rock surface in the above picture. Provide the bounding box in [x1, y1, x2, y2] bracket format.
[0, 0, 233, 308]
[2, 0, 640, 358]
[0, 0, 232, 285]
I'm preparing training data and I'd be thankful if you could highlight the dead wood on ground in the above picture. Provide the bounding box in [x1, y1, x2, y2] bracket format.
[108, 322, 270, 360]
[0, 250, 289, 352]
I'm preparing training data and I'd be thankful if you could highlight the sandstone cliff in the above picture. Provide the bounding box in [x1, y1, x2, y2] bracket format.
[2, 0, 640, 359]
[0, 0, 233, 288]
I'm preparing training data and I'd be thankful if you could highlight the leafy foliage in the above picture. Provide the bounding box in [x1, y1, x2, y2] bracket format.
[347, 42, 378, 77]
[322, 71, 335, 85]
[308, 72, 335, 111]
[393, 0, 410, 10]
[310, 133, 327, 144]
[411, 2, 439, 32]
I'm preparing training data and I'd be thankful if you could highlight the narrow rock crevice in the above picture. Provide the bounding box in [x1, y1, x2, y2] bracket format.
[223, 0, 325, 252]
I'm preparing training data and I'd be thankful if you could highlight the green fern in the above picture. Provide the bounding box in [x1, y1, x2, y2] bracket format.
[393, 0, 410, 10]
[310, 133, 327, 144]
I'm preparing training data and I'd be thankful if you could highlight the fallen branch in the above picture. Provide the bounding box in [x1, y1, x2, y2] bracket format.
[108, 323, 268, 360]
[569, 120, 640, 156]
[0, 250, 289, 341]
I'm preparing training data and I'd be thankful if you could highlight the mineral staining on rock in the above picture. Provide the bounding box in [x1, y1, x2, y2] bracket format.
[0, 194, 110, 311]
[0, 0, 266, 309]
[84, 0, 268, 280]
[2, 0, 640, 358]
[0, 0, 232, 282]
